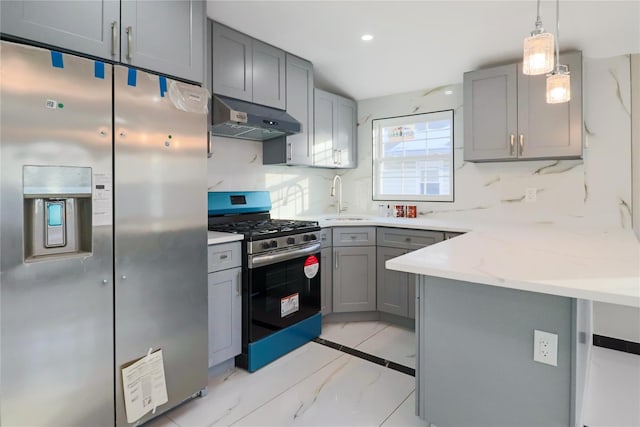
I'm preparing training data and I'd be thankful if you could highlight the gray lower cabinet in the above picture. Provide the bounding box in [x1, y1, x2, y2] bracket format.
[1, 0, 204, 83]
[464, 51, 582, 162]
[332, 227, 376, 312]
[320, 247, 333, 315]
[376, 246, 410, 317]
[376, 228, 445, 319]
[333, 246, 377, 312]
[210, 20, 285, 109]
[320, 228, 333, 315]
[313, 88, 357, 168]
[207, 241, 242, 368]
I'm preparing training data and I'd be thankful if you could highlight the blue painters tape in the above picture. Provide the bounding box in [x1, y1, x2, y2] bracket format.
[127, 68, 137, 87]
[51, 51, 64, 68]
[94, 61, 105, 79]
[159, 76, 167, 97]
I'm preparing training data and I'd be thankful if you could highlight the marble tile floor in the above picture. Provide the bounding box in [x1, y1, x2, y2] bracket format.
[147, 321, 424, 427]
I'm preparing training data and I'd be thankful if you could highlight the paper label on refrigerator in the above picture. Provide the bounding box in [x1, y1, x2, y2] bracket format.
[92, 173, 112, 226]
[121, 349, 169, 423]
[281, 293, 300, 317]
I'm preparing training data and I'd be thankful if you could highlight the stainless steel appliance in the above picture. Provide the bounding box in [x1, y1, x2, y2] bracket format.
[210, 94, 301, 141]
[0, 41, 208, 426]
[207, 191, 322, 372]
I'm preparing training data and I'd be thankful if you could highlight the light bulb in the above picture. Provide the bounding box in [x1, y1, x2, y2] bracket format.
[546, 70, 571, 104]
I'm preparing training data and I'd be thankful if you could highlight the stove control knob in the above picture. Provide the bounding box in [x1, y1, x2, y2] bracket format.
[270, 240, 278, 248]
[287, 237, 295, 245]
[303, 234, 312, 242]
[261, 242, 271, 250]
[310, 234, 317, 241]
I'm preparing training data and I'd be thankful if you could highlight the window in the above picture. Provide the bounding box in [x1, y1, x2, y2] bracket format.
[372, 110, 454, 202]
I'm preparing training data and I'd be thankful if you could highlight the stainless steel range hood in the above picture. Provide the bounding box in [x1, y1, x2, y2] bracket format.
[210, 95, 301, 141]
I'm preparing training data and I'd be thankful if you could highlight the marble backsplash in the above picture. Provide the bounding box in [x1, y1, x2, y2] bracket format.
[206, 136, 337, 218]
[340, 55, 633, 230]
[207, 55, 632, 230]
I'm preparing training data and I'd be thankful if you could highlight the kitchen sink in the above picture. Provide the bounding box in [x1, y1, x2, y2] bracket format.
[322, 217, 368, 221]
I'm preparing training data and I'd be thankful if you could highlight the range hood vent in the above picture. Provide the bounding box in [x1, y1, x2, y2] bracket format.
[210, 95, 301, 141]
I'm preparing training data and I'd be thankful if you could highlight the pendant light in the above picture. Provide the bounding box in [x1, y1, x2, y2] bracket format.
[523, 0, 555, 75]
[546, 0, 571, 104]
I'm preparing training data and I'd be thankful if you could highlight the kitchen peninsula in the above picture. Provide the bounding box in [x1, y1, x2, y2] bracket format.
[383, 220, 639, 426]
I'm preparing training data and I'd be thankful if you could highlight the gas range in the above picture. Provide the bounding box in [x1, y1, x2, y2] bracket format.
[207, 191, 323, 372]
[208, 214, 320, 255]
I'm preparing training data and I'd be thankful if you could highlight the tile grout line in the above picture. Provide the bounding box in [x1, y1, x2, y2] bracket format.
[313, 337, 415, 377]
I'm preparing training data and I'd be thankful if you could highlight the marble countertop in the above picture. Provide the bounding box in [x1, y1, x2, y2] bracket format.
[386, 223, 640, 308]
[208, 231, 244, 245]
[300, 214, 640, 307]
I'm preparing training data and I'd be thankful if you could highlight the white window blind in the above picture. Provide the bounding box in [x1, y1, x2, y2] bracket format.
[372, 110, 454, 202]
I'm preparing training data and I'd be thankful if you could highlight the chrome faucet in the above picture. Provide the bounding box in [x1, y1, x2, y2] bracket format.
[330, 174, 343, 215]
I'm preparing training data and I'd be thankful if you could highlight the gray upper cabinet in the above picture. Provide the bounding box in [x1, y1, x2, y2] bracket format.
[210, 21, 285, 109]
[0, 0, 119, 60]
[211, 21, 252, 101]
[464, 51, 583, 162]
[1, 0, 204, 83]
[285, 54, 314, 165]
[120, 1, 204, 83]
[252, 40, 285, 109]
[313, 88, 357, 168]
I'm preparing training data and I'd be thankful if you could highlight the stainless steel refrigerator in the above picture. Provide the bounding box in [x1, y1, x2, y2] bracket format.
[0, 40, 208, 426]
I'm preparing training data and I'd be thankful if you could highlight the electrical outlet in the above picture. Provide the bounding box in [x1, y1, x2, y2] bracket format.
[525, 187, 537, 202]
[533, 329, 558, 367]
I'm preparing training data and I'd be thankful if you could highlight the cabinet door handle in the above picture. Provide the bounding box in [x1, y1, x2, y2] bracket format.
[126, 26, 133, 60]
[333, 149, 338, 165]
[236, 272, 241, 296]
[519, 134, 524, 156]
[287, 143, 292, 161]
[509, 134, 515, 156]
[334, 251, 338, 270]
[405, 237, 411, 242]
[219, 254, 228, 260]
[111, 21, 118, 57]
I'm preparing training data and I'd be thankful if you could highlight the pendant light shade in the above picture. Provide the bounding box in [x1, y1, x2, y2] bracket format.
[523, 0, 555, 75]
[523, 32, 555, 75]
[546, 0, 571, 104]
[546, 66, 571, 104]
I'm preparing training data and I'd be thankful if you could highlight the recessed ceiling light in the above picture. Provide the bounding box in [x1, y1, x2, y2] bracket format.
[444, 90, 453, 95]
[361, 34, 374, 41]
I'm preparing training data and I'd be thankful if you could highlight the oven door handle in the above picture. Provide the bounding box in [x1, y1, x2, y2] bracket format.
[248, 242, 321, 268]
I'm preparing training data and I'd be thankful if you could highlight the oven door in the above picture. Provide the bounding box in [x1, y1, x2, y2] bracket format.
[247, 242, 321, 342]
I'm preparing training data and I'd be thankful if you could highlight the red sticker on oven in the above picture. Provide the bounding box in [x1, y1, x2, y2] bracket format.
[303, 255, 319, 279]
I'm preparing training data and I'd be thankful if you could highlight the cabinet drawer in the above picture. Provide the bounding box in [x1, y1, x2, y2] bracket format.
[377, 227, 444, 250]
[332, 227, 376, 247]
[320, 228, 333, 248]
[208, 241, 242, 273]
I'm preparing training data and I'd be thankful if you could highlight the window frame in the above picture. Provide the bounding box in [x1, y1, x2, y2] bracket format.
[371, 109, 455, 202]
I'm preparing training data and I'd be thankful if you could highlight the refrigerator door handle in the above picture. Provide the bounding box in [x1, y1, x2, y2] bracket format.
[111, 21, 118, 58]
[126, 26, 133, 60]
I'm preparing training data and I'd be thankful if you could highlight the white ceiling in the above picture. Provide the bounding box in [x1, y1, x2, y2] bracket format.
[207, 1, 640, 100]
